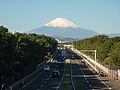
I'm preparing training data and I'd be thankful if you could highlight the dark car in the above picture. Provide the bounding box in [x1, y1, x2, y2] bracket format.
[51, 70, 60, 77]
[81, 60, 85, 65]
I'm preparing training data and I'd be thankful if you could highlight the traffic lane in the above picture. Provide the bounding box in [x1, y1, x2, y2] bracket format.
[68, 49, 83, 60]
[22, 71, 51, 90]
[71, 59, 110, 90]
[22, 62, 64, 90]
[71, 59, 91, 90]
[42, 64, 65, 90]
[9, 61, 48, 90]
[22, 61, 56, 90]
[80, 64, 110, 89]
[70, 50, 111, 90]
[21, 61, 50, 87]
[69, 50, 105, 90]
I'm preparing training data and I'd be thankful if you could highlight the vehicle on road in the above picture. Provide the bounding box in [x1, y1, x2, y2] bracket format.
[57, 62, 65, 69]
[51, 70, 60, 77]
[71, 55, 75, 59]
[81, 60, 85, 65]
[44, 65, 50, 71]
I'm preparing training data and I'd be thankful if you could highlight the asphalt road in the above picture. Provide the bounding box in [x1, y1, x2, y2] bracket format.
[70, 50, 111, 90]
[20, 50, 65, 90]
[15, 49, 112, 90]
[21, 62, 64, 90]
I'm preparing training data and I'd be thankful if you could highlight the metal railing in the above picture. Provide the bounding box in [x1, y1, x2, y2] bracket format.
[6, 61, 47, 90]
[72, 48, 120, 80]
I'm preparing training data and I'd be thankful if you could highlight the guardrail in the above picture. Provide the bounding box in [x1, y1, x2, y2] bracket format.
[6, 61, 47, 90]
[72, 49, 103, 72]
[71, 48, 120, 79]
[81, 52, 108, 73]
[6, 50, 59, 90]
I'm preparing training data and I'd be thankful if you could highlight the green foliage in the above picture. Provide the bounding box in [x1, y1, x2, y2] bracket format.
[0, 26, 58, 87]
[0, 26, 8, 33]
[74, 35, 120, 68]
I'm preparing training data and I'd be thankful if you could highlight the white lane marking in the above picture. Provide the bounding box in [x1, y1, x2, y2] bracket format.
[89, 84, 92, 87]
[40, 84, 44, 87]
[22, 71, 44, 88]
[22, 60, 54, 89]
[43, 81, 47, 83]
[52, 86, 59, 89]
[72, 75, 96, 78]
[86, 81, 89, 84]
[76, 60, 93, 88]
[46, 78, 49, 80]
[71, 60, 76, 90]
[88, 67, 112, 90]
[73, 50, 112, 90]
[72, 75, 96, 77]
[40, 85, 44, 88]
[9, 61, 47, 89]
[56, 69, 65, 90]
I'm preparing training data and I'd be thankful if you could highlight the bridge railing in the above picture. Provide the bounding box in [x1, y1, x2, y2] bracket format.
[72, 49, 108, 73]
[71, 48, 120, 79]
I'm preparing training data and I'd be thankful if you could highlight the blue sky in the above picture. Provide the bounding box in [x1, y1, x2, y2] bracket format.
[0, 0, 120, 34]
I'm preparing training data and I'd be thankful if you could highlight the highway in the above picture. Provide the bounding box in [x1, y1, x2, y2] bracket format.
[13, 49, 112, 90]
[19, 49, 65, 90]
[70, 50, 111, 90]
[71, 59, 111, 90]
[21, 62, 64, 90]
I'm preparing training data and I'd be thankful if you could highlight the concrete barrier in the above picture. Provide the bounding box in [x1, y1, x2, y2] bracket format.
[118, 69, 120, 79]
[72, 49, 109, 74]
[72, 48, 120, 80]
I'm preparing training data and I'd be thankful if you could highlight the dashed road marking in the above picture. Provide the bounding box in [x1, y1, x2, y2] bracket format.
[22, 60, 54, 89]
[71, 60, 76, 90]
[88, 66, 112, 90]
[47, 78, 49, 80]
[56, 69, 65, 90]
[89, 84, 92, 87]
[43, 80, 47, 83]
[22, 71, 44, 88]
[40, 84, 44, 88]
[76, 60, 93, 89]
[86, 80, 89, 84]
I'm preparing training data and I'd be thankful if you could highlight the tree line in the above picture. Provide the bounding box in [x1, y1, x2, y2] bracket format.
[0, 26, 58, 87]
[74, 35, 120, 68]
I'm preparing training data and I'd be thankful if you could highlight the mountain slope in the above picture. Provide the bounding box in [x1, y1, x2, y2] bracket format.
[108, 33, 120, 37]
[28, 26, 98, 39]
[27, 18, 99, 40]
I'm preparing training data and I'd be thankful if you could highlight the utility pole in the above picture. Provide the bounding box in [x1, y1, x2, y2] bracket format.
[95, 50, 97, 69]
[79, 49, 97, 70]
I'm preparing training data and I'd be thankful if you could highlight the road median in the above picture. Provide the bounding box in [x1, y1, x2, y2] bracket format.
[60, 59, 72, 90]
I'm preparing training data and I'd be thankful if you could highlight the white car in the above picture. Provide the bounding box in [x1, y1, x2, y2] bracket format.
[44, 66, 50, 71]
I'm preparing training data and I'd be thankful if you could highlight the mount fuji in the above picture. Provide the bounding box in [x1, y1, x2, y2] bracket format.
[27, 18, 99, 40]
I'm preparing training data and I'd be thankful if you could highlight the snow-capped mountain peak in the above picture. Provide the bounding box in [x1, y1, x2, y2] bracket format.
[45, 18, 80, 28]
